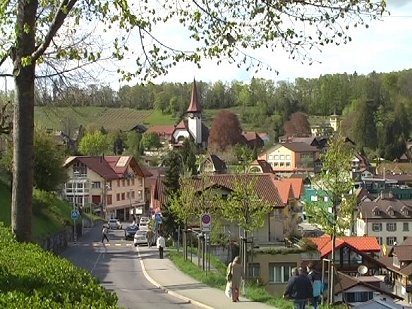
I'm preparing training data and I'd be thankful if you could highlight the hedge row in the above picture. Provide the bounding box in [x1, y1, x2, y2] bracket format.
[0, 224, 118, 308]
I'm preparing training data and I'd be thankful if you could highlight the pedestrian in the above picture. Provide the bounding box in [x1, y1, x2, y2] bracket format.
[156, 233, 166, 259]
[307, 263, 322, 309]
[283, 266, 313, 309]
[146, 229, 154, 247]
[101, 225, 109, 243]
[228, 256, 243, 302]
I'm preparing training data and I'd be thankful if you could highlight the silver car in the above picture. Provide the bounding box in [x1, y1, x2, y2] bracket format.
[133, 230, 147, 246]
[108, 218, 122, 229]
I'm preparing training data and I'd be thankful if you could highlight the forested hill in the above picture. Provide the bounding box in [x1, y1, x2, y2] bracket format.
[32, 69, 412, 160]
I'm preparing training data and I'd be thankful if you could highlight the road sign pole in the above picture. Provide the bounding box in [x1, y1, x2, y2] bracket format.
[73, 218, 77, 243]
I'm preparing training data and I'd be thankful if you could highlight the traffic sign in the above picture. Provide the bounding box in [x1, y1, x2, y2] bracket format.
[201, 213, 211, 232]
[71, 210, 80, 220]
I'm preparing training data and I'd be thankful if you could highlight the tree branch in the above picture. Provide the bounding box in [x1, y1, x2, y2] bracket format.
[32, 0, 78, 61]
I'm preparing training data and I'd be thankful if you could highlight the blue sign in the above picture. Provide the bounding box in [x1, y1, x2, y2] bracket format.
[71, 210, 80, 220]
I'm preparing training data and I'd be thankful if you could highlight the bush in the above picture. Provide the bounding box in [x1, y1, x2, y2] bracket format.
[0, 223, 118, 308]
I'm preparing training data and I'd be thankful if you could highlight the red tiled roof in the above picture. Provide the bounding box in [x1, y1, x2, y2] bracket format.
[272, 180, 293, 204]
[175, 120, 187, 130]
[147, 125, 175, 136]
[242, 132, 259, 141]
[309, 235, 381, 258]
[281, 178, 304, 199]
[281, 142, 319, 153]
[187, 79, 201, 113]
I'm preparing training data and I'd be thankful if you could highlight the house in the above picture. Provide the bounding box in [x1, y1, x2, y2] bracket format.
[333, 272, 402, 307]
[309, 235, 382, 275]
[356, 198, 412, 248]
[241, 131, 264, 149]
[378, 238, 412, 304]
[198, 154, 227, 174]
[248, 159, 274, 174]
[150, 173, 305, 243]
[63, 155, 150, 221]
[146, 125, 175, 144]
[258, 142, 320, 176]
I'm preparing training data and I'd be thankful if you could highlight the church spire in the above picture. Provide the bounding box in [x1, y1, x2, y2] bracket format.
[187, 79, 201, 113]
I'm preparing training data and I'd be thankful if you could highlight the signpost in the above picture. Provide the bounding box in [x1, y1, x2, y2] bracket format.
[200, 213, 211, 232]
[71, 209, 80, 243]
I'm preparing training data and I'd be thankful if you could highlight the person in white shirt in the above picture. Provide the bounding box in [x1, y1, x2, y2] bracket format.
[156, 234, 166, 259]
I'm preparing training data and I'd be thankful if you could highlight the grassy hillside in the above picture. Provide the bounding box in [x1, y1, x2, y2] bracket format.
[34, 106, 154, 132]
[34, 106, 262, 133]
[0, 178, 74, 241]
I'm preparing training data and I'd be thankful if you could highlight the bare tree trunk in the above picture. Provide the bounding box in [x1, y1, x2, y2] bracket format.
[12, 0, 38, 242]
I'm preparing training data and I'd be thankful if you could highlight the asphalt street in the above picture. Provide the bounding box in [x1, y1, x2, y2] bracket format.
[61, 223, 199, 309]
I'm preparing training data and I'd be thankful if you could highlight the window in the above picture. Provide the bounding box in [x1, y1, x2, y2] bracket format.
[122, 179, 125, 186]
[274, 155, 279, 160]
[372, 223, 382, 232]
[280, 155, 285, 160]
[387, 237, 397, 246]
[344, 292, 373, 302]
[91, 181, 101, 189]
[107, 195, 112, 205]
[404, 222, 409, 231]
[286, 162, 291, 167]
[387, 223, 397, 232]
[116, 193, 120, 201]
[121, 193, 125, 200]
[286, 155, 291, 160]
[127, 179, 130, 186]
[127, 191, 130, 199]
[248, 263, 260, 278]
[131, 191, 135, 199]
[132, 179, 135, 186]
[273, 162, 278, 167]
[376, 237, 383, 245]
[269, 263, 296, 283]
[280, 162, 284, 167]
[117, 180, 120, 187]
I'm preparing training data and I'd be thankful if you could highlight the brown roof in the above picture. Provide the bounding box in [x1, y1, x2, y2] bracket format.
[250, 160, 274, 173]
[64, 156, 146, 180]
[281, 178, 304, 199]
[151, 173, 285, 210]
[393, 245, 412, 262]
[280, 142, 319, 153]
[272, 180, 293, 204]
[147, 125, 175, 136]
[187, 79, 201, 113]
[358, 199, 412, 220]
[334, 272, 401, 299]
[209, 154, 227, 172]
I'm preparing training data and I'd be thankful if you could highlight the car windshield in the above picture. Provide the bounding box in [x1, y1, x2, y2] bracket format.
[136, 231, 146, 235]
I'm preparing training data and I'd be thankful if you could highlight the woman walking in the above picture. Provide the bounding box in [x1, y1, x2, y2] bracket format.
[228, 256, 243, 302]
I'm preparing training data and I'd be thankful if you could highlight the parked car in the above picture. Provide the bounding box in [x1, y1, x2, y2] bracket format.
[134, 230, 147, 246]
[108, 218, 122, 230]
[124, 225, 139, 240]
[139, 216, 150, 225]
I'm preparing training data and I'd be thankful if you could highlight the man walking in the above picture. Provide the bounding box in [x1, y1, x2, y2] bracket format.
[283, 266, 313, 309]
[146, 229, 154, 248]
[101, 225, 109, 243]
[156, 234, 166, 259]
[307, 263, 322, 309]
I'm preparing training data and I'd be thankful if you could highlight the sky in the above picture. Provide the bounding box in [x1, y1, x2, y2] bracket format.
[1, 0, 412, 92]
[139, 0, 412, 86]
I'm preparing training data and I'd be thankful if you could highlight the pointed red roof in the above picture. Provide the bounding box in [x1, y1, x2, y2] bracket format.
[187, 79, 201, 113]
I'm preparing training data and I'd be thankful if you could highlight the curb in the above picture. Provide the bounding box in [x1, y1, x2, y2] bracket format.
[136, 247, 214, 309]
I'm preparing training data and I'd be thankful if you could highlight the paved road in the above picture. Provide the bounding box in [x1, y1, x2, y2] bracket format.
[61, 223, 198, 309]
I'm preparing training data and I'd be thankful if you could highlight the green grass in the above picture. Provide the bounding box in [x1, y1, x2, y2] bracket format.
[34, 106, 154, 132]
[142, 109, 177, 126]
[0, 178, 76, 242]
[168, 248, 349, 309]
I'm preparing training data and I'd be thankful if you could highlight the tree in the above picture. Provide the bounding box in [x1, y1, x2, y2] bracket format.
[124, 131, 143, 159]
[179, 139, 197, 176]
[221, 175, 273, 278]
[33, 130, 67, 191]
[1, 0, 386, 242]
[141, 132, 162, 151]
[208, 110, 243, 152]
[305, 134, 356, 304]
[283, 112, 311, 137]
[351, 99, 378, 150]
[78, 131, 110, 156]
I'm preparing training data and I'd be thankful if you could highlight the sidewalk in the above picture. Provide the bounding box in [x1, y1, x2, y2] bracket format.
[136, 246, 277, 309]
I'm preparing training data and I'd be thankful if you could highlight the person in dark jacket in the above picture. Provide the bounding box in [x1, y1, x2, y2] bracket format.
[283, 266, 313, 309]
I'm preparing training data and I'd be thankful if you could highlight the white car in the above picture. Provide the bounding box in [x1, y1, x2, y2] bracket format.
[139, 216, 150, 225]
[134, 230, 147, 246]
[108, 218, 122, 230]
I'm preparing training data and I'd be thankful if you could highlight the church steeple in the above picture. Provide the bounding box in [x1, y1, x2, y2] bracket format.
[187, 79, 201, 113]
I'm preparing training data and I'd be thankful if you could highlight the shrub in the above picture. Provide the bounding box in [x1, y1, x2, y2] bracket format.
[0, 223, 118, 308]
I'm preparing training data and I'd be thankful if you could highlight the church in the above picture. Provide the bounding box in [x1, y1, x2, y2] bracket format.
[147, 79, 209, 149]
